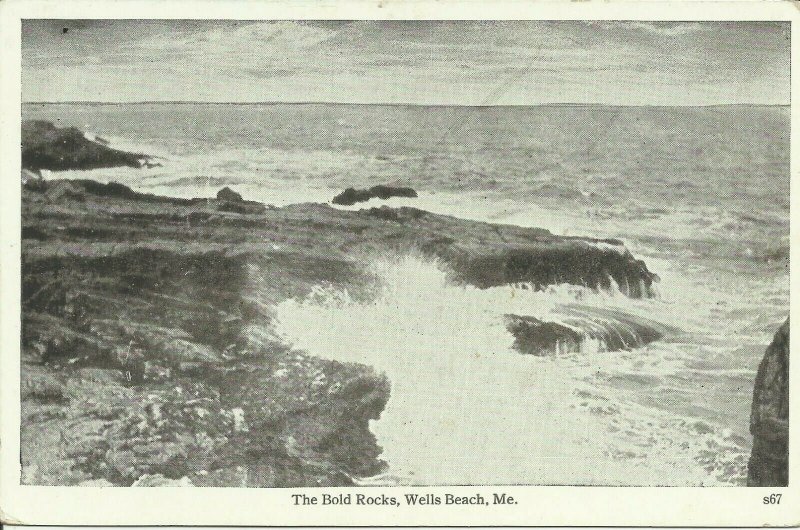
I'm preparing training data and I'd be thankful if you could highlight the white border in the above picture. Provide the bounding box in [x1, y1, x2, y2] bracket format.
[1, 1, 798, 526]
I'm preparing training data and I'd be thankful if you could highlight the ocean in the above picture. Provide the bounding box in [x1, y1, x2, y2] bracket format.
[22, 102, 790, 486]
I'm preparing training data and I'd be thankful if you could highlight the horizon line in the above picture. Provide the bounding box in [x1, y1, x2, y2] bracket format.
[22, 100, 790, 108]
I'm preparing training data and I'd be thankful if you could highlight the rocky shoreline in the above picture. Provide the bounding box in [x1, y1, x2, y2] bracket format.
[21, 120, 785, 487]
[21, 169, 661, 486]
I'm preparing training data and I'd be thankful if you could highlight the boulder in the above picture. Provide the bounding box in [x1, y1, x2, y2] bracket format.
[748, 318, 789, 486]
[217, 187, 244, 202]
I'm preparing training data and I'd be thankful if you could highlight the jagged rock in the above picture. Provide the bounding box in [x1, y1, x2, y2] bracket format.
[445, 244, 656, 297]
[212, 187, 269, 214]
[332, 185, 418, 206]
[363, 205, 426, 223]
[23, 178, 207, 207]
[217, 187, 243, 202]
[748, 318, 789, 486]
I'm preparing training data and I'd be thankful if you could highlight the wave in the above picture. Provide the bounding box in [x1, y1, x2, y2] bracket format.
[530, 182, 595, 200]
[273, 254, 746, 485]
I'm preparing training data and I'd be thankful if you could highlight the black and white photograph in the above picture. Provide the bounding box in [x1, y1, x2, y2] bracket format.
[1, 2, 797, 526]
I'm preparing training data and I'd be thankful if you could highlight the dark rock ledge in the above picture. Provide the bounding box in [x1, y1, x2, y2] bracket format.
[332, 185, 418, 206]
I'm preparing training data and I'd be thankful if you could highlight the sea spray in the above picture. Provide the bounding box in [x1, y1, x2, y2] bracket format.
[273, 255, 743, 485]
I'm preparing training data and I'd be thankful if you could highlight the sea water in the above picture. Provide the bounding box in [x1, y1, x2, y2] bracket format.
[22, 102, 789, 485]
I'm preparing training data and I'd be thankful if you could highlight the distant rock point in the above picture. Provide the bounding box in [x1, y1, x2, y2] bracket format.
[21, 120, 146, 171]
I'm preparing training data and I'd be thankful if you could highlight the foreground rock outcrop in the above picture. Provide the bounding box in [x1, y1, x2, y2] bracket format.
[748, 318, 789, 486]
[21, 176, 658, 486]
[22, 120, 148, 171]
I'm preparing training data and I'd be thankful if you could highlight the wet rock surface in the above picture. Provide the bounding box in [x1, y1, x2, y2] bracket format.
[748, 318, 789, 486]
[506, 307, 667, 356]
[21, 176, 657, 486]
[332, 185, 418, 205]
[506, 315, 584, 355]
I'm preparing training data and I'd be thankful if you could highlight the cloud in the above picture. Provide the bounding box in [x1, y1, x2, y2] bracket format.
[21, 20, 790, 105]
[135, 21, 338, 54]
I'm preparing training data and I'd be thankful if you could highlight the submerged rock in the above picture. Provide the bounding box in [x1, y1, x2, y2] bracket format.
[506, 315, 582, 355]
[332, 185, 418, 206]
[506, 307, 667, 356]
[748, 318, 789, 486]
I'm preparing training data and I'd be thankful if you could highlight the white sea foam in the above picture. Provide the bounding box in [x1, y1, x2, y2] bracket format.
[273, 255, 748, 485]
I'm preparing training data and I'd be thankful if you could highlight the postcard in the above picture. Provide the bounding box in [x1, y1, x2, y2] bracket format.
[0, 0, 797, 526]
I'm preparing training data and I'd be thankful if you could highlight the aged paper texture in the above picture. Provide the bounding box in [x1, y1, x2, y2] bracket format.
[0, 0, 798, 525]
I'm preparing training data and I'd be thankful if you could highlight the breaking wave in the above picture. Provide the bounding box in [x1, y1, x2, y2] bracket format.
[273, 255, 749, 486]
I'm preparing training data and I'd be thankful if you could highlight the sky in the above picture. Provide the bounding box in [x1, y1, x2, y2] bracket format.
[22, 20, 790, 105]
